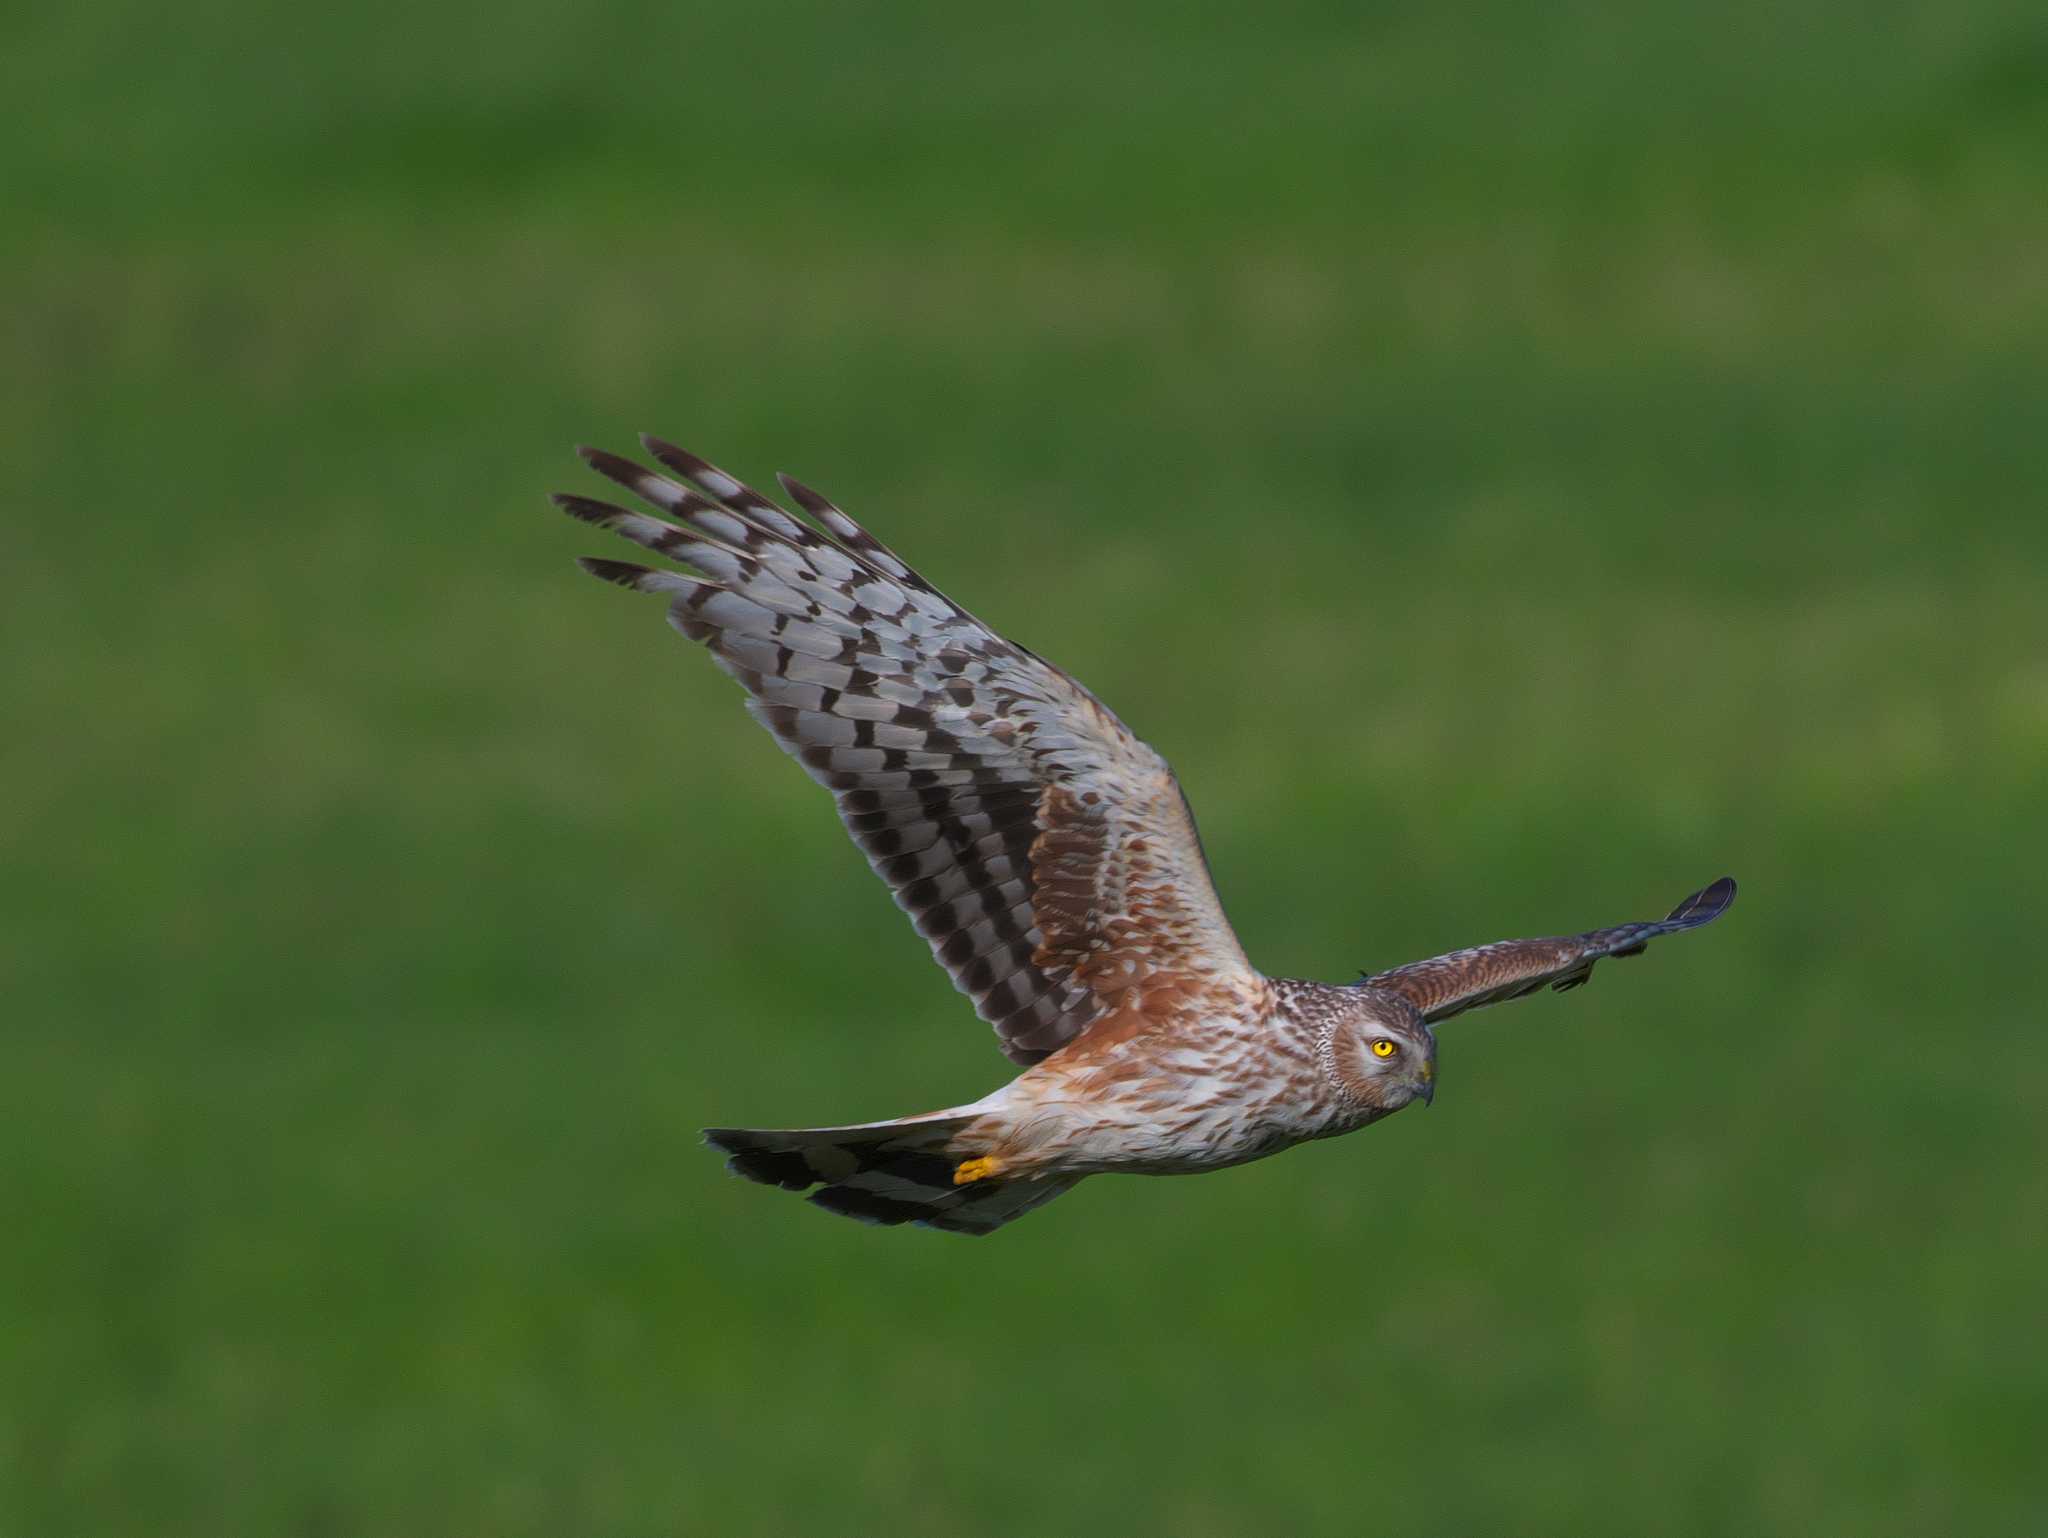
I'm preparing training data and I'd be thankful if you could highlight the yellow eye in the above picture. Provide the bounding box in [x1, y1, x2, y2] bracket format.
[1371, 1040, 1397, 1058]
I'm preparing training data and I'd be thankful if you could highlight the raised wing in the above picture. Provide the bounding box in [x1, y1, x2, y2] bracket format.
[558, 438, 1256, 1065]
[1365, 877, 1736, 1024]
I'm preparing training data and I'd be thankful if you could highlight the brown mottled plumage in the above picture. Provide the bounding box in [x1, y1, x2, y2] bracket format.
[557, 438, 1737, 1236]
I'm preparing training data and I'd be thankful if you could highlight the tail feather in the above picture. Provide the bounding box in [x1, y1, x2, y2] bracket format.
[704, 1116, 1077, 1237]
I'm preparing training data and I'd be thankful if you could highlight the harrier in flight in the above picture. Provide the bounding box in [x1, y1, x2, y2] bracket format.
[558, 439, 1735, 1235]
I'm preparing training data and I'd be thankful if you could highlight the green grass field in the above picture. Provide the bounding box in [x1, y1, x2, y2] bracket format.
[5, 1, 2045, 1532]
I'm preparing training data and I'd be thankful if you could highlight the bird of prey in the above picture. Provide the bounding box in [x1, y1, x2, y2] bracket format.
[557, 438, 1736, 1236]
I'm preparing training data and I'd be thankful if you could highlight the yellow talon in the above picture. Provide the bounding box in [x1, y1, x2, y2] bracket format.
[953, 1156, 1003, 1185]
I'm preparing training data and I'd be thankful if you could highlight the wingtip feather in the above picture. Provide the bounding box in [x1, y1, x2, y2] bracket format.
[1665, 875, 1737, 928]
[775, 471, 832, 516]
[554, 491, 627, 525]
[579, 444, 659, 491]
[574, 555, 650, 587]
[640, 435, 724, 488]
[574, 556, 706, 597]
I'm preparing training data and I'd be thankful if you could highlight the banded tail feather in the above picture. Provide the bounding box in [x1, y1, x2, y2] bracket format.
[705, 1117, 1079, 1237]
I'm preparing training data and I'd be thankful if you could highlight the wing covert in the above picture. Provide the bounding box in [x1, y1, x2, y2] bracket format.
[560, 439, 1256, 1065]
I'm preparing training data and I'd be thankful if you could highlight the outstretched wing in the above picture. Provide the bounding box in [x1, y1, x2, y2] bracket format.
[558, 438, 1256, 1066]
[1365, 877, 1736, 1025]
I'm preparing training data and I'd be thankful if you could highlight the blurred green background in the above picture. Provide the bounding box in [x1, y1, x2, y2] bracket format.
[5, 1, 2044, 1532]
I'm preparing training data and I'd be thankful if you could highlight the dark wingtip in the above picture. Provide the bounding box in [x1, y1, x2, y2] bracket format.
[1665, 876, 1737, 928]
[553, 492, 626, 524]
[577, 444, 658, 493]
[640, 435, 709, 477]
[776, 471, 833, 517]
[575, 556, 653, 588]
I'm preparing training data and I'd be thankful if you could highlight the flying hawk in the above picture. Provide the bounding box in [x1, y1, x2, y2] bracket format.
[557, 439, 1736, 1235]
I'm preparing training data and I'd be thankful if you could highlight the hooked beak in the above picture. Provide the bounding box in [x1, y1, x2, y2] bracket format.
[1415, 1063, 1435, 1107]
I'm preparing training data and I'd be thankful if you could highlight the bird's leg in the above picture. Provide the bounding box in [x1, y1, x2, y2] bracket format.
[952, 1155, 1005, 1185]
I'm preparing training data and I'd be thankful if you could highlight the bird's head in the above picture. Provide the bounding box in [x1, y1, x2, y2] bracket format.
[1321, 987, 1437, 1111]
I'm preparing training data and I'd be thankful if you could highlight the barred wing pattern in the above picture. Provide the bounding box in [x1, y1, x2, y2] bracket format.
[559, 438, 1255, 1065]
[1365, 877, 1736, 1024]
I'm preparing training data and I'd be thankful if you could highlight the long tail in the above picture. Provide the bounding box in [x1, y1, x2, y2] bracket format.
[705, 1113, 1079, 1237]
